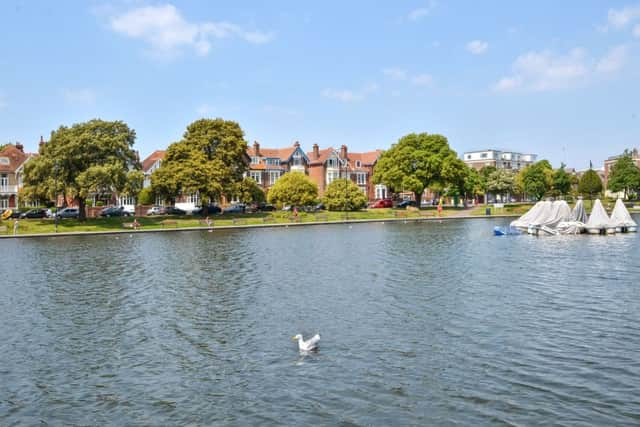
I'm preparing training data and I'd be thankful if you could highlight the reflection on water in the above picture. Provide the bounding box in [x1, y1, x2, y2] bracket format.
[1, 218, 640, 425]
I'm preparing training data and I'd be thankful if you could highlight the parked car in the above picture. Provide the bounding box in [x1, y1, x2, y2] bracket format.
[369, 199, 393, 209]
[56, 208, 80, 219]
[397, 200, 417, 208]
[164, 206, 186, 215]
[248, 202, 275, 212]
[146, 206, 164, 215]
[192, 204, 222, 215]
[20, 208, 49, 219]
[223, 204, 246, 214]
[99, 206, 130, 217]
[121, 205, 135, 215]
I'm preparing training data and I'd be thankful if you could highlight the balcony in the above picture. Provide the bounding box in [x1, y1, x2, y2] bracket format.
[0, 185, 18, 194]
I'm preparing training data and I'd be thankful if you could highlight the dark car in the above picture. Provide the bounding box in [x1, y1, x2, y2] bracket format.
[249, 203, 275, 212]
[100, 206, 130, 217]
[20, 209, 49, 219]
[223, 204, 246, 214]
[164, 206, 186, 215]
[397, 200, 417, 208]
[56, 208, 80, 219]
[192, 204, 222, 215]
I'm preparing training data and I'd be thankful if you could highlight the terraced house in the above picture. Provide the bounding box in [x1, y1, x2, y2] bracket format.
[0, 143, 35, 211]
[246, 141, 310, 192]
[307, 144, 382, 200]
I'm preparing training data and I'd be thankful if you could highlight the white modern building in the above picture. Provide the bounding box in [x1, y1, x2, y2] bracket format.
[463, 149, 537, 171]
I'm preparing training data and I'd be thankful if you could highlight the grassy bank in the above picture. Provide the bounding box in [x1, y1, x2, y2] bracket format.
[0, 207, 468, 237]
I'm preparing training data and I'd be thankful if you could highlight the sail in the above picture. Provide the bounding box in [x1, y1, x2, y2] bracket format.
[610, 199, 637, 227]
[585, 199, 613, 229]
[571, 199, 587, 223]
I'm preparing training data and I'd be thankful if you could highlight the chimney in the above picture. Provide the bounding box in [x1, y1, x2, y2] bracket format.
[253, 141, 260, 156]
[294, 140, 300, 148]
[15, 142, 24, 152]
[340, 144, 347, 160]
[312, 143, 319, 159]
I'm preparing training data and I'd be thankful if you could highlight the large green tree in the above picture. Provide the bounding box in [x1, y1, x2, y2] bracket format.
[322, 178, 368, 211]
[234, 177, 266, 204]
[578, 167, 603, 200]
[373, 132, 461, 204]
[519, 160, 553, 200]
[152, 118, 249, 206]
[478, 165, 497, 204]
[552, 163, 572, 197]
[607, 152, 640, 199]
[267, 172, 318, 207]
[22, 119, 139, 220]
[486, 169, 515, 202]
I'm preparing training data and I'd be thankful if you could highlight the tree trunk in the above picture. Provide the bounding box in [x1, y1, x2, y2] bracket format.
[414, 191, 422, 207]
[78, 197, 87, 221]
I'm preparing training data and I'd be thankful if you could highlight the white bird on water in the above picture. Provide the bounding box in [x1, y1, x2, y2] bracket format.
[292, 333, 320, 352]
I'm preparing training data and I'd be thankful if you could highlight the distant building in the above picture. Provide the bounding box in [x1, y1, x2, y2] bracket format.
[246, 141, 310, 194]
[603, 148, 640, 184]
[463, 149, 537, 171]
[0, 142, 36, 210]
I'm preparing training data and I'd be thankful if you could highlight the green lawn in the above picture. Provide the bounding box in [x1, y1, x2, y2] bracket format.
[0, 207, 463, 236]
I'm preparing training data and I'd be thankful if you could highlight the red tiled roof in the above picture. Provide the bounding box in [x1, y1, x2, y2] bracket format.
[141, 150, 166, 172]
[0, 144, 30, 173]
[246, 145, 297, 161]
[306, 147, 335, 165]
[347, 150, 382, 169]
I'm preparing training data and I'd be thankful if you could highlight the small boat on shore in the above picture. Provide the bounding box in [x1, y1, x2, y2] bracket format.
[610, 199, 637, 233]
[584, 199, 616, 235]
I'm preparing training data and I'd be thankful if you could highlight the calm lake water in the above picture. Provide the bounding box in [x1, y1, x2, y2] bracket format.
[1, 218, 640, 426]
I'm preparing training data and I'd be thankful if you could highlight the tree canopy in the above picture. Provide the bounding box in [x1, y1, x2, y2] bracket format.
[607, 152, 640, 199]
[322, 178, 368, 211]
[486, 169, 515, 200]
[151, 118, 249, 204]
[22, 119, 139, 220]
[234, 177, 265, 204]
[552, 163, 572, 197]
[578, 168, 603, 199]
[519, 160, 553, 200]
[267, 172, 318, 207]
[373, 132, 460, 203]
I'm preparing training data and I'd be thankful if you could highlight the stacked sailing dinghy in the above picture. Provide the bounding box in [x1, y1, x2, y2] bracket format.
[557, 198, 587, 235]
[510, 200, 573, 235]
[610, 198, 637, 232]
[584, 199, 616, 234]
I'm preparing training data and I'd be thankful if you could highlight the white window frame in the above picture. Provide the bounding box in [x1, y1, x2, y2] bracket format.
[154, 196, 165, 206]
[250, 171, 262, 184]
[0, 173, 8, 188]
[326, 170, 339, 185]
[356, 173, 366, 185]
[118, 195, 136, 206]
[355, 160, 361, 168]
[251, 156, 260, 164]
[269, 171, 280, 185]
[266, 158, 280, 166]
[186, 192, 200, 205]
[375, 184, 387, 200]
[0, 197, 8, 209]
[0, 158, 9, 165]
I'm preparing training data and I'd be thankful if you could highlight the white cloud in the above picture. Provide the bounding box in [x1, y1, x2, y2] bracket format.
[321, 83, 378, 103]
[109, 4, 273, 58]
[62, 88, 96, 105]
[411, 73, 433, 86]
[493, 48, 589, 92]
[596, 45, 628, 73]
[607, 5, 640, 29]
[467, 40, 488, 55]
[382, 67, 407, 81]
[408, 0, 436, 21]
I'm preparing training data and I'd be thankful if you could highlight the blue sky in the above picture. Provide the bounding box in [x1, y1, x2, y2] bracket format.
[1, 1, 639, 169]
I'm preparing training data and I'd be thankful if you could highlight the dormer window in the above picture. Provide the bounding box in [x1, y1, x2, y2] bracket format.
[327, 158, 337, 168]
[265, 158, 280, 165]
[251, 156, 260, 164]
[355, 160, 362, 168]
[0, 157, 9, 165]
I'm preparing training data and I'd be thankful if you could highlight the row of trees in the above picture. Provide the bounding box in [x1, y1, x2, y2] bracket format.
[20, 117, 639, 221]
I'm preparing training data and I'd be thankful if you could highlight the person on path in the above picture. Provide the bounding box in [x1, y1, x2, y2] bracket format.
[437, 198, 443, 217]
[13, 219, 19, 235]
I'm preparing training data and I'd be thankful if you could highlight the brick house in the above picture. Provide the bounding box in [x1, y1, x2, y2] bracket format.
[306, 144, 381, 201]
[604, 148, 640, 187]
[246, 141, 310, 193]
[0, 143, 35, 210]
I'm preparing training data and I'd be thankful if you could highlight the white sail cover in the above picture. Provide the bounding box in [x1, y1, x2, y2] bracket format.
[511, 200, 573, 229]
[510, 201, 545, 229]
[610, 198, 637, 227]
[571, 199, 587, 223]
[585, 199, 613, 229]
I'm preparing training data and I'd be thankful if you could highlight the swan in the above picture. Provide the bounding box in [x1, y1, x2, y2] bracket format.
[292, 333, 320, 351]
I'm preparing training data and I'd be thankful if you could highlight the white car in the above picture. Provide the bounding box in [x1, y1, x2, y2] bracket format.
[146, 206, 163, 215]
